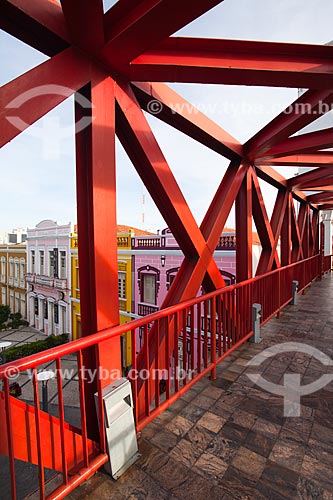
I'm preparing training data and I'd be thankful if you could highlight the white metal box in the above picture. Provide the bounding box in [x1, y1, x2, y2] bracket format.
[95, 378, 139, 479]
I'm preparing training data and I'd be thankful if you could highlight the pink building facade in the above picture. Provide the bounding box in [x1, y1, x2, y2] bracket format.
[132, 228, 237, 318]
[26, 220, 72, 336]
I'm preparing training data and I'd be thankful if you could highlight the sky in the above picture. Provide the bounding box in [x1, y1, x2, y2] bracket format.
[1, 0, 333, 233]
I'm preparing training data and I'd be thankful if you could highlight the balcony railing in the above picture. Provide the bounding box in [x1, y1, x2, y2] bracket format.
[54, 278, 67, 290]
[217, 235, 236, 249]
[0, 254, 323, 500]
[134, 237, 162, 248]
[138, 302, 159, 316]
[36, 275, 54, 286]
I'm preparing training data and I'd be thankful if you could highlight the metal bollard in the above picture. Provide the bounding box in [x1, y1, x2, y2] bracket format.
[250, 303, 262, 343]
[291, 280, 298, 305]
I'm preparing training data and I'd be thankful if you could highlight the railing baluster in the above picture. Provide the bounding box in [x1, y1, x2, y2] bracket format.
[131, 328, 138, 424]
[197, 302, 201, 374]
[77, 351, 89, 467]
[182, 309, 187, 386]
[174, 312, 179, 393]
[190, 305, 195, 374]
[56, 358, 68, 484]
[32, 368, 45, 500]
[155, 319, 160, 409]
[165, 317, 171, 400]
[210, 297, 217, 380]
[144, 324, 150, 416]
[4, 378, 17, 500]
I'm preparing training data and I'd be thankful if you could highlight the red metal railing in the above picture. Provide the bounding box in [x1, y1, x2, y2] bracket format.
[0, 255, 322, 500]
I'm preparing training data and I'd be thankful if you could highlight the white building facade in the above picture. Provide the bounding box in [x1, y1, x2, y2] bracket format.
[26, 220, 72, 336]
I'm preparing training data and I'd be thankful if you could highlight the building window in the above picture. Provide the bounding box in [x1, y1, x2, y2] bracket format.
[49, 251, 55, 277]
[44, 301, 48, 320]
[9, 259, 14, 277]
[39, 251, 44, 275]
[0, 258, 5, 282]
[60, 251, 66, 279]
[166, 267, 179, 290]
[54, 304, 59, 324]
[34, 298, 39, 316]
[20, 294, 25, 317]
[142, 274, 157, 304]
[14, 261, 19, 279]
[15, 293, 19, 312]
[1, 287, 6, 305]
[31, 250, 35, 274]
[137, 265, 160, 305]
[20, 260, 25, 280]
[118, 271, 126, 299]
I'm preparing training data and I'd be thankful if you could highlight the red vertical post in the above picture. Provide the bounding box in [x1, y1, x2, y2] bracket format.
[236, 166, 252, 282]
[281, 193, 291, 266]
[75, 69, 121, 440]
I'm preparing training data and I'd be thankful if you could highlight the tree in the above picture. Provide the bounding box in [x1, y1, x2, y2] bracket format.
[0, 305, 10, 328]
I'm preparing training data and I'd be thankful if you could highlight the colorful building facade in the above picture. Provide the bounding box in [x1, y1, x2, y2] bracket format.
[0, 243, 27, 318]
[26, 220, 72, 336]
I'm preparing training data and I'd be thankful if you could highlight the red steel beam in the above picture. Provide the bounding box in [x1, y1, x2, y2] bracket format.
[101, 0, 224, 67]
[307, 191, 333, 203]
[1, 47, 91, 148]
[281, 193, 292, 266]
[60, 0, 105, 51]
[1, 0, 69, 56]
[244, 89, 333, 159]
[288, 167, 333, 189]
[115, 81, 225, 295]
[258, 129, 333, 160]
[236, 167, 252, 281]
[75, 70, 121, 440]
[257, 189, 288, 273]
[258, 152, 333, 167]
[251, 169, 280, 273]
[132, 82, 243, 160]
[128, 38, 333, 88]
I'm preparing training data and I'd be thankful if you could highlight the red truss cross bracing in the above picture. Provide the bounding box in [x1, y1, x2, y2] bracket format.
[1, 0, 332, 493]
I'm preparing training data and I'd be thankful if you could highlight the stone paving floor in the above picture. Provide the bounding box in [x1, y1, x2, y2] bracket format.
[66, 274, 333, 500]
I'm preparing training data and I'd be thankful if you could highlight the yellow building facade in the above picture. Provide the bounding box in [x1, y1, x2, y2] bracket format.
[0, 243, 27, 318]
[70, 232, 133, 371]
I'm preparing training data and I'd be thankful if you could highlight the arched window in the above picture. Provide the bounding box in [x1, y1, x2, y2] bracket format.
[137, 265, 160, 304]
[166, 267, 179, 290]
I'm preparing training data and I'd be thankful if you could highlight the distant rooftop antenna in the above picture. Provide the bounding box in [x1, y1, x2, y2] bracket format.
[141, 190, 145, 228]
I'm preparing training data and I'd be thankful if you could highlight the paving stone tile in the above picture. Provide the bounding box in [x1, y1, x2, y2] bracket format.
[231, 446, 266, 480]
[150, 429, 179, 453]
[244, 429, 275, 458]
[197, 411, 226, 433]
[301, 454, 333, 490]
[166, 415, 193, 437]
[306, 438, 333, 467]
[296, 476, 324, 500]
[169, 437, 201, 467]
[228, 410, 257, 429]
[191, 394, 215, 410]
[207, 435, 240, 464]
[179, 403, 206, 423]
[193, 452, 228, 480]
[200, 384, 224, 400]
[252, 417, 281, 437]
[185, 424, 214, 452]
[219, 421, 250, 443]
[259, 461, 299, 499]
[219, 465, 257, 499]
[269, 438, 305, 472]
